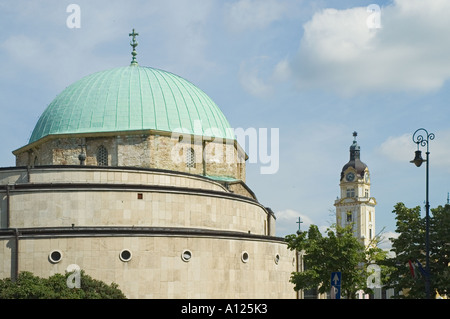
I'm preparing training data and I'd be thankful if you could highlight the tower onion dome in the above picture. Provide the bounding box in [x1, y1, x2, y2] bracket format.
[340, 131, 368, 180]
[29, 30, 234, 144]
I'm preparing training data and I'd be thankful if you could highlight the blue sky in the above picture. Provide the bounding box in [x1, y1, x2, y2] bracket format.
[1, 0, 450, 249]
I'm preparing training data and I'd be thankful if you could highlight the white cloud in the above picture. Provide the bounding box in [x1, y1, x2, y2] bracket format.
[238, 57, 275, 98]
[274, 209, 314, 237]
[378, 133, 412, 163]
[378, 129, 450, 171]
[428, 131, 450, 169]
[2, 35, 45, 66]
[224, 0, 288, 32]
[378, 231, 398, 254]
[284, 0, 450, 95]
[276, 209, 314, 224]
[273, 58, 292, 82]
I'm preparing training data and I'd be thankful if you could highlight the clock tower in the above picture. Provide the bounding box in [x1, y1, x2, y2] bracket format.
[334, 132, 376, 247]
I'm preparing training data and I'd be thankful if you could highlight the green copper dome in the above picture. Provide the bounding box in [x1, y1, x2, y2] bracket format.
[29, 65, 235, 143]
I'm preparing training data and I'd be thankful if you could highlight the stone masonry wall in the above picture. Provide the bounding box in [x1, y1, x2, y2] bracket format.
[14, 132, 246, 181]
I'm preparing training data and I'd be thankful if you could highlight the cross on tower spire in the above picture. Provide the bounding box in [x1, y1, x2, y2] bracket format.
[129, 28, 139, 66]
[296, 217, 304, 234]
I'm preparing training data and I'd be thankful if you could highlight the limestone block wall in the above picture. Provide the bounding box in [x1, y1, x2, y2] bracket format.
[0, 167, 275, 236]
[0, 165, 287, 299]
[0, 167, 227, 191]
[0, 238, 14, 279]
[5, 190, 271, 234]
[14, 132, 246, 181]
[0, 234, 296, 298]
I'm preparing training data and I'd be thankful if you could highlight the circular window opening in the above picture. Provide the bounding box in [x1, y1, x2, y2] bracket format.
[241, 251, 249, 263]
[119, 249, 132, 262]
[181, 250, 192, 262]
[49, 250, 62, 264]
[274, 254, 280, 265]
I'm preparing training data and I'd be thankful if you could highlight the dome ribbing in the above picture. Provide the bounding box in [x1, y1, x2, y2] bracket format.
[29, 66, 235, 143]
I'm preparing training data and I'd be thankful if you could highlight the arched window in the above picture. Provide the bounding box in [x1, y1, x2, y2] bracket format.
[186, 147, 195, 168]
[97, 145, 108, 166]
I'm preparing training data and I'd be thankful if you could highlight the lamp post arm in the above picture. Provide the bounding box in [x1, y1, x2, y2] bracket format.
[412, 128, 435, 151]
[411, 128, 434, 299]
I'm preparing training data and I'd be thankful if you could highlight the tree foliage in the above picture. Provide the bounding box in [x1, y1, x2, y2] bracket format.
[382, 203, 450, 298]
[430, 204, 450, 296]
[0, 271, 126, 299]
[286, 224, 387, 298]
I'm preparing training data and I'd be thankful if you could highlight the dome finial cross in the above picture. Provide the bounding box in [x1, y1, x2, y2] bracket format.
[129, 28, 139, 66]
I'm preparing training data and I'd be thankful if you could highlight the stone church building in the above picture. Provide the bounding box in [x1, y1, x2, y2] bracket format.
[0, 31, 296, 298]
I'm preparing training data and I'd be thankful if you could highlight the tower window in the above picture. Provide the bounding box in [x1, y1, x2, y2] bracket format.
[346, 211, 352, 222]
[186, 147, 195, 168]
[365, 189, 369, 198]
[346, 188, 355, 198]
[97, 145, 108, 166]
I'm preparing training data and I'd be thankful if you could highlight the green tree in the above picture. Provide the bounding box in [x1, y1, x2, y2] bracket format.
[286, 224, 387, 298]
[430, 204, 450, 297]
[0, 271, 126, 299]
[383, 203, 450, 298]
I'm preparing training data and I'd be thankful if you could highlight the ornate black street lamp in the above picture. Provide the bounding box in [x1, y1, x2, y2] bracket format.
[410, 128, 434, 299]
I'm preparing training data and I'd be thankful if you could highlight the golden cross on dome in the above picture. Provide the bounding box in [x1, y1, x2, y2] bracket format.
[129, 28, 139, 66]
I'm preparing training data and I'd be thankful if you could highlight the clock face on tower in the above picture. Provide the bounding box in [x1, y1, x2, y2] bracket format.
[346, 172, 355, 182]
